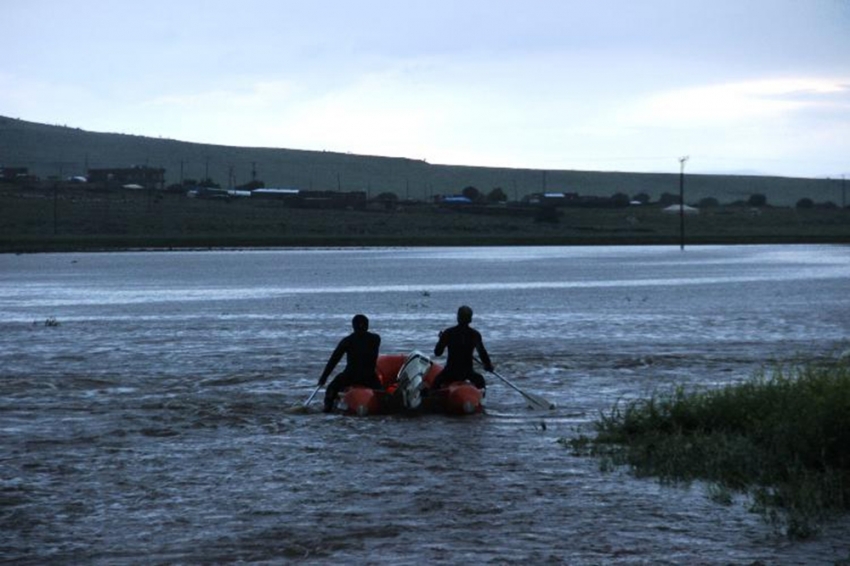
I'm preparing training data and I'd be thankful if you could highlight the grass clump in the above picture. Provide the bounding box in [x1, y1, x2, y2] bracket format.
[568, 360, 850, 538]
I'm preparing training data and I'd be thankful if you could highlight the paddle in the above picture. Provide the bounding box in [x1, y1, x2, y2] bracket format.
[304, 384, 322, 407]
[476, 358, 555, 410]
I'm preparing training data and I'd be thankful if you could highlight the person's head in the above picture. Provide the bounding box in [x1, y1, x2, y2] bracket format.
[352, 314, 369, 331]
[457, 305, 473, 325]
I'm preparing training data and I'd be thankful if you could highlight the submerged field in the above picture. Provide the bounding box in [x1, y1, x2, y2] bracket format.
[1, 185, 849, 252]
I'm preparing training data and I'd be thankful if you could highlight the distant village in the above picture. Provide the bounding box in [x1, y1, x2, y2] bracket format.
[0, 163, 639, 209]
[1, 163, 842, 213]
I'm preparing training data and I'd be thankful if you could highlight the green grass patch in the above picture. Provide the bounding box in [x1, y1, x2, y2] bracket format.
[566, 358, 850, 538]
[2, 186, 850, 252]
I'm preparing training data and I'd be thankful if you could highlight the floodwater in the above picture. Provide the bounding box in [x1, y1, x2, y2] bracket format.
[2, 245, 849, 565]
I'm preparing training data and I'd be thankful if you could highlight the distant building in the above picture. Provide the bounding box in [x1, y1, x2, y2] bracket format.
[187, 186, 230, 200]
[251, 188, 300, 200]
[662, 204, 699, 215]
[523, 192, 579, 206]
[523, 192, 626, 208]
[87, 166, 165, 190]
[0, 166, 32, 183]
[439, 195, 473, 205]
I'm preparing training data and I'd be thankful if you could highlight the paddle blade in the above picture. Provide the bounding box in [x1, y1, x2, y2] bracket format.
[521, 391, 556, 411]
[481, 363, 555, 411]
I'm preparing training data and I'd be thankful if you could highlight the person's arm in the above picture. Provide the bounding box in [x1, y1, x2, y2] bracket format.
[369, 334, 381, 369]
[319, 338, 347, 385]
[434, 329, 447, 357]
[476, 334, 494, 372]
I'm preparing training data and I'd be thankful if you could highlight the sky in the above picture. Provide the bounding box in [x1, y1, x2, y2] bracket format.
[3, 0, 849, 178]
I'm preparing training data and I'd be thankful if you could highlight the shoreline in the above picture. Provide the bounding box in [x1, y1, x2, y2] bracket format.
[3, 233, 850, 254]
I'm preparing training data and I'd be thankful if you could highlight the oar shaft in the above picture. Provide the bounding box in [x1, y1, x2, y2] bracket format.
[490, 368, 526, 395]
[304, 384, 321, 406]
[493, 370, 547, 405]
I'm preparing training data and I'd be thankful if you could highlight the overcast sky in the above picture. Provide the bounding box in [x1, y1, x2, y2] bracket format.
[3, 0, 849, 178]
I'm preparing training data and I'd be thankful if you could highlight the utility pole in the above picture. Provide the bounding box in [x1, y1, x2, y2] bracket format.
[54, 164, 62, 236]
[679, 156, 689, 251]
[53, 181, 58, 236]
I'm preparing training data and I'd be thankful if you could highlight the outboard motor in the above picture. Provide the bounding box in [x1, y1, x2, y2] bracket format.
[396, 350, 431, 410]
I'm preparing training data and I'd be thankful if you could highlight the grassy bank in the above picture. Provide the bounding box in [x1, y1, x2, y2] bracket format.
[2, 185, 849, 252]
[567, 359, 850, 539]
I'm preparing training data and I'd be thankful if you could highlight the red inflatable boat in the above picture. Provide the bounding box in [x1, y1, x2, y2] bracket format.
[333, 351, 484, 416]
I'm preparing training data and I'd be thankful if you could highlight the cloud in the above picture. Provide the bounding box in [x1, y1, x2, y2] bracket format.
[624, 77, 850, 128]
[144, 81, 299, 113]
[134, 59, 530, 158]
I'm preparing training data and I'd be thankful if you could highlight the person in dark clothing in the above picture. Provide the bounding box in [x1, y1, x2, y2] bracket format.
[319, 314, 382, 412]
[432, 305, 493, 391]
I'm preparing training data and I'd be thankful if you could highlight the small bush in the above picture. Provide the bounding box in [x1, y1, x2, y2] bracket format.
[748, 193, 768, 207]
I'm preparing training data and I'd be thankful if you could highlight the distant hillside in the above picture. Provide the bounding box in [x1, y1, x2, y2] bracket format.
[0, 116, 839, 206]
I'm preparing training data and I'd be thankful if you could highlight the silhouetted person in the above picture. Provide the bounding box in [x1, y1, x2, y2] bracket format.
[432, 305, 492, 391]
[319, 314, 382, 412]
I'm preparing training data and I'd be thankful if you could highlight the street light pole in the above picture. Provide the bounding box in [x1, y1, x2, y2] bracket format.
[679, 156, 689, 251]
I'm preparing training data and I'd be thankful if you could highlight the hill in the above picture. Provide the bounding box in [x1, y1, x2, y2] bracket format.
[0, 116, 840, 207]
